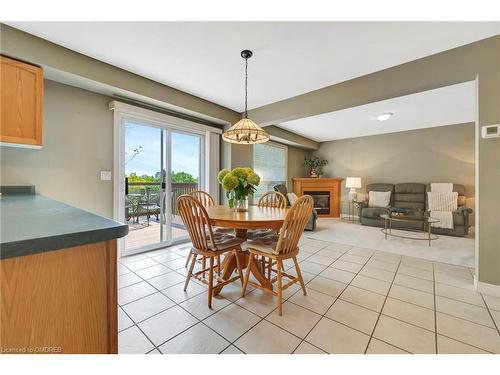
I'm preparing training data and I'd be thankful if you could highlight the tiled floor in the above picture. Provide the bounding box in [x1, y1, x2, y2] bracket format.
[117, 237, 500, 354]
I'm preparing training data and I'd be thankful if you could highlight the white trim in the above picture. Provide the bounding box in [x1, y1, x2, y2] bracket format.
[109, 101, 222, 135]
[474, 76, 480, 283]
[111, 100, 218, 257]
[0, 142, 42, 149]
[476, 279, 500, 298]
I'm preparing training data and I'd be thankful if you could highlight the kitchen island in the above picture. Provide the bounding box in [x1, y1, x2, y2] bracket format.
[0, 191, 128, 354]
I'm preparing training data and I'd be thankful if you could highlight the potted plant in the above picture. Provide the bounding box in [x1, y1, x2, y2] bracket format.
[304, 156, 328, 178]
[217, 167, 261, 211]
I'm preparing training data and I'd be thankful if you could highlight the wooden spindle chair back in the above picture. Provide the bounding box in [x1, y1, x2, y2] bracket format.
[274, 195, 313, 255]
[177, 194, 216, 252]
[258, 191, 287, 209]
[189, 190, 215, 208]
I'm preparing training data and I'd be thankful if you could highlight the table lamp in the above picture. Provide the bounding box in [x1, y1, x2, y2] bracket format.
[345, 177, 362, 202]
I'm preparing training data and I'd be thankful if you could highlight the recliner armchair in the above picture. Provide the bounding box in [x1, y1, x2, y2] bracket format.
[274, 184, 318, 231]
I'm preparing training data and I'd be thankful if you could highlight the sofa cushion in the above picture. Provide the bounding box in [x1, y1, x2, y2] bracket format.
[425, 184, 467, 207]
[361, 207, 388, 218]
[395, 183, 426, 194]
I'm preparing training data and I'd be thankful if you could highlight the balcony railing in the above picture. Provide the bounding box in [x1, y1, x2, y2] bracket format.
[125, 181, 198, 221]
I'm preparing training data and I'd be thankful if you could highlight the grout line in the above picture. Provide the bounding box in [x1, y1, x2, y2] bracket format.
[479, 293, 500, 335]
[118, 238, 484, 354]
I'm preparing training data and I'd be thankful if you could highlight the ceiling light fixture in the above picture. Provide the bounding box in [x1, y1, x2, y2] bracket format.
[377, 112, 393, 122]
[222, 50, 270, 145]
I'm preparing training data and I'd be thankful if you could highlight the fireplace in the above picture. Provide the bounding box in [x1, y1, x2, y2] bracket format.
[305, 191, 331, 215]
[292, 178, 343, 217]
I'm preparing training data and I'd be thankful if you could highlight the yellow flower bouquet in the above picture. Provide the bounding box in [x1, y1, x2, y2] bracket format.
[217, 167, 261, 211]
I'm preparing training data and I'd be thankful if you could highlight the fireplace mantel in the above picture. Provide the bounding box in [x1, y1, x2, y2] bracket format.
[292, 178, 343, 217]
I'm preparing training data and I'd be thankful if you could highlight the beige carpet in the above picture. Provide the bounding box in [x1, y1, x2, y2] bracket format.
[307, 219, 475, 267]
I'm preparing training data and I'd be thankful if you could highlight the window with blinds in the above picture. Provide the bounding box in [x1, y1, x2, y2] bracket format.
[253, 142, 288, 199]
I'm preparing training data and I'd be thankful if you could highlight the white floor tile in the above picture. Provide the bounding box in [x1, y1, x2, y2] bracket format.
[436, 296, 495, 328]
[179, 293, 231, 320]
[306, 317, 370, 354]
[118, 326, 154, 354]
[359, 266, 395, 282]
[122, 292, 175, 323]
[382, 297, 435, 331]
[147, 272, 185, 290]
[366, 259, 398, 272]
[118, 272, 143, 289]
[118, 282, 157, 305]
[204, 303, 261, 342]
[125, 258, 160, 271]
[331, 259, 363, 273]
[235, 320, 301, 354]
[266, 301, 322, 338]
[434, 272, 474, 290]
[435, 282, 485, 307]
[288, 288, 336, 315]
[388, 284, 434, 309]
[162, 279, 206, 303]
[118, 307, 134, 331]
[350, 275, 391, 296]
[307, 276, 346, 297]
[483, 294, 500, 311]
[220, 345, 244, 354]
[236, 288, 280, 317]
[134, 264, 172, 280]
[293, 341, 326, 354]
[436, 312, 500, 353]
[437, 335, 490, 354]
[319, 267, 356, 284]
[394, 273, 434, 294]
[366, 338, 409, 354]
[373, 315, 436, 354]
[340, 286, 386, 312]
[138, 305, 198, 346]
[158, 323, 230, 354]
[307, 254, 335, 266]
[398, 265, 433, 281]
[326, 299, 379, 335]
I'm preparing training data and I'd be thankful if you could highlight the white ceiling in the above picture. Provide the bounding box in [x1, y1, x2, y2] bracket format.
[277, 81, 476, 142]
[8, 22, 499, 112]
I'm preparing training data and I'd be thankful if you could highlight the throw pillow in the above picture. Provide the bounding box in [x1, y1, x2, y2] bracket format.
[287, 192, 298, 204]
[368, 191, 391, 208]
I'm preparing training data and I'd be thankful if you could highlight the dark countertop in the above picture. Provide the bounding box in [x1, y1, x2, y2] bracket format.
[0, 195, 129, 259]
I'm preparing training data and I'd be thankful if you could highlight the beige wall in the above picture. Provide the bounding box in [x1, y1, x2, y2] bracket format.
[314, 123, 476, 222]
[288, 146, 310, 188]
[1, 80, 115, 217]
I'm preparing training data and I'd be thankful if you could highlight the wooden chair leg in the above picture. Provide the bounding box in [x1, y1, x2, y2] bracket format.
[208, 256, 214, 309]
[202, 256, 207, 279]
[293, 256, 307, 296]
[277, 259, 283, 316]
[267, 258, 272, 279]
[234, 249, 244, 284]
[241, 254, 253, 297]
[184, 254, 197, 291]
[217, 255, 221, 275]
[184, 250, 192, 268]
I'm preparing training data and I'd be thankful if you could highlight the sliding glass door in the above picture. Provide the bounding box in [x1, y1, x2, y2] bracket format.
[121, 120, 204, 255]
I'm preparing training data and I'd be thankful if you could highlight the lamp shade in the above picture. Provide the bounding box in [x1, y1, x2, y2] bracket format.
[345, 177, 362, 189]
[222, 118, 270, 144]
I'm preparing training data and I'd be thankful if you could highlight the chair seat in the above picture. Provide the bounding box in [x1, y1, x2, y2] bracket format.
[211, 234, 245, 251]
[246, 228, 275, 240]
[244, 233, 279, 255]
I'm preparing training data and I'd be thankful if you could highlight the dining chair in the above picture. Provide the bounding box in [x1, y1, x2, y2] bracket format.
[248, 191, 288, 275]
[177, 194, 245, 308]
[258, 191, 287, 209]
[241, 195, 313, 315]
[185, 190, 231, 274]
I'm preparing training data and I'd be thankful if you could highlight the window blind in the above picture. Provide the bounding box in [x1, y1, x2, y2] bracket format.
[253, 142, 288, 199]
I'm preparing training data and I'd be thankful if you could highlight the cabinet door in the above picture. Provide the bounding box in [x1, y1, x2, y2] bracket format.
[0, 56, 43, 147]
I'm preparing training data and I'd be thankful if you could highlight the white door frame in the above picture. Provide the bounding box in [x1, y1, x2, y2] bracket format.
[110, 101, 221, 257]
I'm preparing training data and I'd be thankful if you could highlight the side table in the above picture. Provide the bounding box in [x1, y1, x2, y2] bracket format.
[341, 200, 360, 222]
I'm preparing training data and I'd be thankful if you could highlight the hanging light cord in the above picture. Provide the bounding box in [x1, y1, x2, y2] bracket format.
[244, 56, 248, 118]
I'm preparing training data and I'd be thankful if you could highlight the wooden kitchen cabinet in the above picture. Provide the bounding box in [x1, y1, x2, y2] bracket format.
[0, 55, 43, 147]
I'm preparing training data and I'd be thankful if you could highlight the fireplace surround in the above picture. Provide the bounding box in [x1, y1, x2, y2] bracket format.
[292, 178, 343, 217]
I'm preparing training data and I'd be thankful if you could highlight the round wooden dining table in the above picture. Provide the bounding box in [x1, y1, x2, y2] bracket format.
[205, 204, 288, 295]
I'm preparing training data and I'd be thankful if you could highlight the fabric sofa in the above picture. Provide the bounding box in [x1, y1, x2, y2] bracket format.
[358, 182, 472, 237]
[273, 184, 318, 231]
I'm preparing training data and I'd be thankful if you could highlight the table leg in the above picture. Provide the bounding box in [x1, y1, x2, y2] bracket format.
[428, 224, 431, 247]
[384, 218, 388, 240]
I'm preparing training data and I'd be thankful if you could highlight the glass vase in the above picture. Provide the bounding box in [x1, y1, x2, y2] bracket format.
[234, 197, 249, 212]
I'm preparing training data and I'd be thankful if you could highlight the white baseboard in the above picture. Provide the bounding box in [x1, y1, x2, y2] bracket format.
[475, 276, 500, 297]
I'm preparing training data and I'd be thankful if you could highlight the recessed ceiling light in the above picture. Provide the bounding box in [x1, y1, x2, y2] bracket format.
[377, 112, 393, 121]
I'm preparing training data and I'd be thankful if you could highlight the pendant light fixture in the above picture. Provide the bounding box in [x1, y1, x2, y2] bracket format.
[222, 50, 270, 144]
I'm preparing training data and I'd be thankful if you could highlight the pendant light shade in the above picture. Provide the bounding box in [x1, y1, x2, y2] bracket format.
[223, 50, 269, 145]
[222, 118, 270, 144]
